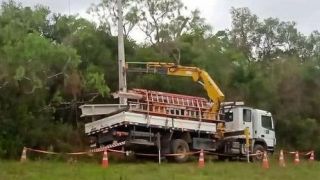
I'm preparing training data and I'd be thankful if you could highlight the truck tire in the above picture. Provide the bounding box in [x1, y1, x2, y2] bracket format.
[171, 139, 190, 163]
[252, 144, 265, 162]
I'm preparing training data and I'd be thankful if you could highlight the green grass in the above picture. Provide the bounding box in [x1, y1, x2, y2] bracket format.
[0, 159, 319, 180]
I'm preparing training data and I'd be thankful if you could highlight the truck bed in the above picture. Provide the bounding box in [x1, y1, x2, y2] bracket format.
[84, 111, 217, 135]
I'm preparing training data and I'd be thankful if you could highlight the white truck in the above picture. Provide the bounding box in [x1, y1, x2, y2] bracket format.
[80, 62, 276, 162]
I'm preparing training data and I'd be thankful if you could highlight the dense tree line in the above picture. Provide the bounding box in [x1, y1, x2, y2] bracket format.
[0, 0, 319, 159]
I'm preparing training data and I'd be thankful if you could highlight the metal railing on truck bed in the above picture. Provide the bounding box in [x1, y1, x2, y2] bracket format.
[80, 101, 222, 123]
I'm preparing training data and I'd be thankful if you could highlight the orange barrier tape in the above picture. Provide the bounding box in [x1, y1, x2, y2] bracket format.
[164, 151, 201, 156]
[204, 150, 261, 157]
[134, 153, 158, 157]
[305, 151, 312, 156]
[107, 149, 126, 154]
[25, 147, 255, 157]
[203, 151, 232, 156]
[25, 146, 315, 159]
[134, 151, 200, 157]
[248, 153, 262, 157]
[26, 148, 60, 155]
[285, 150, 313, 156]
[299, 151, 313, 156]
[282, 150, 296, 154]
[66, 152, 91, 155]
[26, 147, 128, 156]
[136, 150, 261, 157]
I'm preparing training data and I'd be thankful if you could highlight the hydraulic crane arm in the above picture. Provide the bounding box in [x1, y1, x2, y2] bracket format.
[126, 62, 225, 118]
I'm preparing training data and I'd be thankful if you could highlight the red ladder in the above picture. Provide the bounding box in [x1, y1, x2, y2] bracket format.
[128, 89, 214, 120]
[132, 89, 210, 110]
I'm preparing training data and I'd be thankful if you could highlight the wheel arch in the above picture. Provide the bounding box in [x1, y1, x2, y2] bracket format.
[253, 139, 267, 149]
[172, 131, 192, 143]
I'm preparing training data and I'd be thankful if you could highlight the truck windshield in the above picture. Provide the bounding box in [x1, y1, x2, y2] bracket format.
[261, 115, 273, 130]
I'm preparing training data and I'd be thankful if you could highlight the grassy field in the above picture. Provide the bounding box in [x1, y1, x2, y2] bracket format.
[0, 159, 319, 180]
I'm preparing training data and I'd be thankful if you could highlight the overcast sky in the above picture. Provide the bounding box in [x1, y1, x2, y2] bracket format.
[8, 0, 320, 35]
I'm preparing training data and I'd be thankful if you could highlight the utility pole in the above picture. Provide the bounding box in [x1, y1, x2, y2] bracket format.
[117, 0, 127, 104]
[68, 0, 71, 15]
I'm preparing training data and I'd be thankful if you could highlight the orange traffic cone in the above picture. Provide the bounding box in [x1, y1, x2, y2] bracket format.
[309, 151, 315, 161]
[101, 150, 109, 168]
[294, 151, 300, 165]
[279, 150, 286, 167]
[262, 151, 269, 169]
[20, 147, 27, 162]
[198, 149, 205, 168]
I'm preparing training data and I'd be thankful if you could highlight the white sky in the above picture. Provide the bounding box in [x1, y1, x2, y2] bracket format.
[8, 0, 320, 35]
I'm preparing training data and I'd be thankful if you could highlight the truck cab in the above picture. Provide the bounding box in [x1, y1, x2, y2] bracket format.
[224, 106, 276, 156]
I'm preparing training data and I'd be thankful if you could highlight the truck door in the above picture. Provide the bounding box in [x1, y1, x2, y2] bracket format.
[225, 108, 253, 138]
[254, 112, 275, 147]
[242, 108, 253, 138]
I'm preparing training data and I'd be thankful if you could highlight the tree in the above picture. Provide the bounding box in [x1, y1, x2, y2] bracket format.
[230, 7, 261, 60]
[88, 0, 140, 36]
[89, 0, 210, 62]
[137, 0, 211, 60]
[230, 7, 309, 62]
[0, 1, 84, 158]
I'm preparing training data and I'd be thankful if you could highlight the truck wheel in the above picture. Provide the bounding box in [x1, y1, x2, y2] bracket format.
[171, 139, 190, 163]
[252, 144, 265, 162]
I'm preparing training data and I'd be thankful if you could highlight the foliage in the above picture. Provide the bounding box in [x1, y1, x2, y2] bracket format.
[0, 1, 107, 158]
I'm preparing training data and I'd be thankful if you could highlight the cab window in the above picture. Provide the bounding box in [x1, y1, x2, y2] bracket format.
[261, 115, 273, 130]
[243, 109, 251, 122]
[225, 111, 233, 122]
